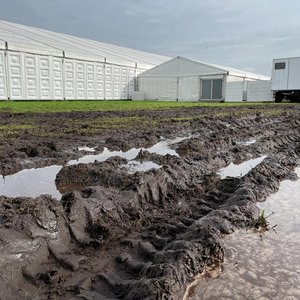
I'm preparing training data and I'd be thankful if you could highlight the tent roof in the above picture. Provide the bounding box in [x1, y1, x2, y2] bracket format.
[0, 21, 269, 79]
[0, 20, 170, 69]
[139, 56, 270, 80]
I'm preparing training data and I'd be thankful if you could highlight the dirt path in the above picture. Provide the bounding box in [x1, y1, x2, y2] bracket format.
[0, 105, 299, 299]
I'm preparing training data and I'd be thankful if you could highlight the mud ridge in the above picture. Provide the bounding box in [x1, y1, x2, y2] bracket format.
[0, 107, 300, 299]
[0, 157, 299, 298]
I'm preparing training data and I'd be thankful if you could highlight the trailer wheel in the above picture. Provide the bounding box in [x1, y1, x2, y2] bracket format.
[275, 92, 283, 103]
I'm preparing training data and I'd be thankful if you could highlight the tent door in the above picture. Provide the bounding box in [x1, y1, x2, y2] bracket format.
[178, 76, 200, 101]
[201, 79, 223, 100]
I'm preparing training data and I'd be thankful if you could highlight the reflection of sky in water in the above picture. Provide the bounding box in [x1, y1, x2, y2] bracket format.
[0, 166, 62, 199]
[237, 139, 257, 146]
[187, 168, 300, 300]
[0, 136, 190, 200]
[122, 160, 162, 174]
[218, 155, 267, 179]
[69, 136, 189, 165]
[68, 147, 140, 166]
[78, 146, 96, 152]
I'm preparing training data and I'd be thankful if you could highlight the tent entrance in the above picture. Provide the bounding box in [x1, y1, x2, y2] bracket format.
[201, 79, 223, 100]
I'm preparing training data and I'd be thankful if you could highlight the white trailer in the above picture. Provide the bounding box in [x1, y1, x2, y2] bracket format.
[272, 57, 300, 102]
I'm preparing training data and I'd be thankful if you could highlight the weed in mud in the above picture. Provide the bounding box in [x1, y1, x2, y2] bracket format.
[250, 210, 276, 232]
[253, 210, 269, 230]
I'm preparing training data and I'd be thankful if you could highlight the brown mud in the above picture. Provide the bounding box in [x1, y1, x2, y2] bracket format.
[0, 105, 300, 299]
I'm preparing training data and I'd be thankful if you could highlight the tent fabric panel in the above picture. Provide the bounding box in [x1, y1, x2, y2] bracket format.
[225, 81, 244, 102]
[0, 20, 169, 67]
[178, 76, 200, 101]
[140, 56, 269, 81]
[247, 80, 273, 102]
[0, 50, 7, 99]
[139, 77, 177, 100]
[140, 57, 227, 77]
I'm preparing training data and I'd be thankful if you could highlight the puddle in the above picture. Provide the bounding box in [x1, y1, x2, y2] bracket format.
[237, 139, 257, 146]
[68, 147, 141, 166]
[0, 166, 62, 199]
[78, 146, 96, 152]
[146, 136, 189, 157]
[186, 167, 300, 300]
[69, 136, 190, 166]
[121, 160, 162, 174]
[218, 155, 267, 179]
[0, 136, 189, 200]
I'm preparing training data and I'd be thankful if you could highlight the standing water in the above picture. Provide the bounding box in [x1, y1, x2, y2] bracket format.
[0, 136, 190, 199]
[186, 167, 300, 300]
[218, 156, 267, 179]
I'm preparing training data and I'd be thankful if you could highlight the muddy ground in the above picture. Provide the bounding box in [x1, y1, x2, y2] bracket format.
[0, 104, 300, 299]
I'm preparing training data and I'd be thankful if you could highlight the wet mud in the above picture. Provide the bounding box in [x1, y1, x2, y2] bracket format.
[0, 106, 300, 299]
[187, 168, 300, 300]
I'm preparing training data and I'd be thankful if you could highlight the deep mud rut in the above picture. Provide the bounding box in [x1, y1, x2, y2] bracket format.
[0, 105, 300, 299]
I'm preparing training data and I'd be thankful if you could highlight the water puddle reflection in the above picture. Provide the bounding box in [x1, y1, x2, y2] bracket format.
[121, 161, 162, 174]
[218, 155, 267, 179]
[0, 166, 62, 199]
[187, 167, 300, 300]
[78, 146, 96, 152]
[0, 136, 189, 200]
[237, 139, 257, 146]
[69, 136, 189, 165]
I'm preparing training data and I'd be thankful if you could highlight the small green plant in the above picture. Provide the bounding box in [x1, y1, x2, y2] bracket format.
[250, 209, 275, 232]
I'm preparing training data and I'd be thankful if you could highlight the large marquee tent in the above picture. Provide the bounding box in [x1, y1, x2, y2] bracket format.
[138, 57, 273, 102]
[0, 20, 169, 101]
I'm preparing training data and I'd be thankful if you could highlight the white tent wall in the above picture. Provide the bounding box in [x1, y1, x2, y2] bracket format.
[178, 76, 200, 101]
[225, 75, 273, 102]
[138, 77, 177, 100]
[138, 74, 226, 102]
[40, 55, 63, 100]
[0, 20, 169, 101]
[0, 50, 7, 100]
[39, 55, 61, 100]
[63, 61, 145, 100]
[5, 51, 64, 100]
[112, 65, 121, 100]
[0, 48, 150, 100]
[139, 72, 272, 103]
[247, 80, 273, 102]
[128, 68, 135, 99]
[225, 75, 244, 102]
[140, 75, 200, 102]
[105, 64, 114, 100]
[0, 40, 5, 50]
[138, 57, 272, 102]
[64, 58, 85, 100]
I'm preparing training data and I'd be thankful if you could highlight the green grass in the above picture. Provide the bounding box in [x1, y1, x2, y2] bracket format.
[0, 124, 33, 130]
[0, 124, 35, 138]
[65, 116, 159, 134]
[0, 100, 280, 114]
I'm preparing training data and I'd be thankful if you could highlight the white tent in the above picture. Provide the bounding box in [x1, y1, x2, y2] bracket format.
[138, 57, 273, 102]
[0, 20, 169, 100]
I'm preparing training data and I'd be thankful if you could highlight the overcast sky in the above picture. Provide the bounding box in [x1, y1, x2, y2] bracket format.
[0, 0, 299, 75]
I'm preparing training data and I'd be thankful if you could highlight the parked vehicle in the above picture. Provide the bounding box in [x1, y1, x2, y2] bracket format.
[272, 57, 300, 102]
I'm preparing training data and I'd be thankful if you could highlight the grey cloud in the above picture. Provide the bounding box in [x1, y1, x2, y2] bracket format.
[0, 0, 299, 75]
